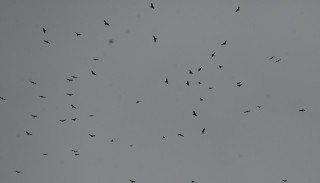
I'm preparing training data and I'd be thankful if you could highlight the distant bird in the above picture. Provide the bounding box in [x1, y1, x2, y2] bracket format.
[39, 96, 46, 98]
[66, 93, 73, 96]
[189, 70, 193, 74]
[269, 56, 275, 60]
[92, 58, 99, 61]
[0, 97, 6, 100]
[110, 139, 114, 142]
[202, 128, 205, 134]
[209, 87, 213, 90]
[43, 40, 50, 44]
[15, 171, 21, 173]
[198, 67, 202, 71]
[109, 39, 114, 44]
[162, 136, 165, 139]
[219, 65, 223, 68]
[89, 134, 96, 137]
[150, 3, 154, 9]
[29, 80, 37, 84]
[42, 27, 46, 34]
[200, 98, 203, 101]
[136, 100, 141, 103]
[43, 153, 48, 155]
[192, 181, 195, 183]
[165, 78, 168, 84]
[71, 150, 78, 153]
[299, 109, 305, 112]
[70, 75, 78, 79]
[74, 153, 80, 156]
[221, 40, 227, 45]
[31, 114, 37, 118]
[257, 105, 262, 108]
[75, 32, 81, 36]
[91, 70, 96, 75]
[193, 110, 198, 117]
[211, 52, 216, 57]
[282, 180, 287, 183]
[70, 104, 77, 109]
[66, 78, 73, 82]
[177, 133, 184, 137]
[26, 131, 32, 136]
[129, 145, 133, 147]
[186, 81, 189, 86]
[129, 180, 136, 183]
[59, 119, 66, 122]
[244, 110, 250, 113]
[235, 6, 240, 12]
[153, 35, 157, 43]
[198, 82, 202, 84]
[275, 59, 281, 63]
[104, 20, 109, 26]
[71, 118, 77, 121]
[89, 114, 94, 117]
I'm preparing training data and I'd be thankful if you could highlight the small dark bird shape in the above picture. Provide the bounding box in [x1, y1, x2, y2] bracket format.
[75, 32, 81, 36]
[136, 100, 141, 103]
[74, 153, 80, 156]
[275, 59, 281, 63]
[39, 96, 46, 98]
[109, 39, 114, 44]
[110, 139, 114, 142]
[177, 133, 184, 137]
[153, 35, 157, 43]
[200, 98, 203, 101]
[66, 78, 73, 82]
[129, 180, 136, 183]
[91, 70, 96, 75]
[162, 136, 165, 139]
[186, 81, 189, 86]
[257, 106, 262, 108]
[150, 3, 154, 9]
[244, 110, 250, 113]
[211, 52, 216, 57]
[15, 171, 21, 173]
[192, 181, 195, 183]
[219, 65, 223, 68]
[235, 6, 240, 12]
[70, 104, 77, 109]
[43, 153, 48, 155]
[26, 131, 32, 136]
[66, 93, 73, 96]
[165, 78, 168, 84]
[221, 40, 227, 45]
[269, 56, 275, 60]
[42, 27, 46, 34]
[59, 119, 66, 122]
[299, 109, 305, 112]
[89, 134, 96, 137]
[70, 75, 78, 79]
[209, 87, 213, 90]
[198, 67, 202, 71]
[29, 80, 37, 84]
[43, 40, 50, 44]
[71, 118, 77, 121]
[282, 180, 287, 183]
[0, 97, 6, 100]
[104, 20, 109, 26]
[93, 58, 99, 61]
[129, 145, 133, 147]
[198, 82, 202, 84]
[31, 114, 37, 118]
[202, 128, 205, 134]
[71, 150, 78, 153]
[189, 70, 193, 74]
[193, 110, 198, 117]
[89, 114, 95, 117]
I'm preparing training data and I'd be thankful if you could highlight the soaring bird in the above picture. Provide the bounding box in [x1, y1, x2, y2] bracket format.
[200, 98, 203, 101]
[31, 114, 37, 118]
[104, 20, 109, 26]
[136, 100, 141, 103]
[42, 27, 46, 34]
[71, 150, 78, 153]
[70, 75, 78, 79]
[43, 153, 48, 155]
[189, 70, 193, 74]
[74, 153, 80, 156]
[211, 52, 216, 57]
[269, 56, 275, 60]
[221, 40, 227, 45]
[59, 119, 66, 122]
[71, 118, 77, 121]
[162, 136, 165, 139]
[282, 180, 287, 183]
[109, 39, 114, 44]
[92, 58, 99, 61]
[244, 110, 250, 113]
[186, 81, 189, 86]
[257, 106, 262, 108]
[177, 133, 184, 137]
[89, 134, 96, 137]
[209, 87, 213, 90]
[202, 128, 205, 134]
[29, 80, 37, 84]
[66, 78, 73, 82]
[75, 32, 81, 36]
[219, 65, 223, 68]
[110, 139, 114, 142]
[0, 97, 6, 100]
[165, 78, 168, 84]
[153, 35, 157, 43]
[66, 93, 74, 96]
[193, 110, 198, 117]
[91, 70, 96, 75]
[70, 104, 77, 109]
[235, 6, 240, 12]
[15, 171, 21, 173]
[150, 3, 154, 9]
[299, 109, 305, 112]
[43, 40, 50, 44]
[198, 82, 202, 85]
[198, 67, 202, 71]
[26, 131, 32, 136]
[129, 180, 136, 183]
[275, 59, 281, 63]
[89, 114, 95, 117]
[39, 96, 46, 98]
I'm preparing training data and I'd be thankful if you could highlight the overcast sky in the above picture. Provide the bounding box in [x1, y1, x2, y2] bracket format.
[1, 0, 320, 183]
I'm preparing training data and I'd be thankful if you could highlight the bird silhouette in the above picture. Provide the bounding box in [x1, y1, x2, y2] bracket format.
[89, 134, 96, 137]
[219, 65, 223, 68]
[59, 119, 66, 122]
[129, 180, 136, 183]
[186, 81, 189, 86]
[202, 128, 205, 134]
[177, 133, 184, 137]
[39, 96, 46, 98]
[235, 6, 240, 12]
[71, 150, 78, 153]
[136, 100, 141, 103]
[129, 145, 133, 147]
[26, 131, 32, 136]
[74, 153, 80, 156]
[299, 109, 305, 112]
[109, 39, 114, 44]
[193, 110, 198, 117]
[43, 40, 50, 44]
[70, 75, 78, 79]
[43, 153, 48, 155]
[29, 80, 37, 84]
[75, 32, 81, 36]
[198, 82, 202, 84]
[70, 104, 77, 109]
[189, 70, 193, 74]
[93, 58, 99, 61]
[89, 114, 95, 117]
[31, 114, 37, 118]
[282, 180, 287, 182]
[198, 67, 202, 71]
[71, 118, 77, 121]
[165, 78, 168, 84]
[211, 52, 216, 57]
[42, 27, 46, 34]
[221, 40, 227, 45]
[200, 98, 203, 101]
[209, 87, 213, 90]
[66, 93, 74, 96]
[150, 3, 154, 9]
[0, 97, 6, 100]
[162, 136, 165, 139]
[153, 35, 157, 43]
[275, 59, 281, 63]
[91, 70, 96, 75]
[257, 106, 262, 108]
[104, 20, 109, 26]
[15, 171, 21, 173]
[110, 139, 114, 142]
[244, 110, 250, 113]
[269, 56, 275, 60]
[66, 78, 73, 82]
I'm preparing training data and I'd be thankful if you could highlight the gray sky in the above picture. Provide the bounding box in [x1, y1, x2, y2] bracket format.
[1, 0, 320, 183]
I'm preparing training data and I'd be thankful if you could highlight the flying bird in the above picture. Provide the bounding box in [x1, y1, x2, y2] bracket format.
[221, 40, 227, 45]
[257, 106, 262, 108]
[269, 56, 275, 60]
[244, 110, 250, 113]
[70, 75, 78, 79]
[282, 180, 287, 183]
[136, 100, 141, 103]
[0, 97, 6, 100]
[200, 98, 203, 101]
[193, 110, 198, 117]
[92, 58, 99, 61]
[177, 133, 184, 137]
[275, 59, 281, 63]
[162, 136, 165, 139]
[43, 40, 50, 44]
[15, 171, 21, 173]
[150, 3, 154, 9]
[71, 150, 78, 153]
[89, 114, 95, 117]
[29, 80, 37, 84]
[209, 87, 213, 90]
[71, 118, 77, 121]
[42, 27, 46, 34]
[129, 180, 136, 183]
[66, 78, 73, 82]
[74, 153, 80, 156]
[70, 104, 77, 109]
[202, 128, 205, 134]
[89, 134, 96, 137]
[235, 6, 240, 12]
[153, 35, 157, 43]
[219, 65, 223, 68]
[186, 81, 189, 86]
[198, 82, 202, 84]
[91, 70, 96, 75]
[104, 20, 109, 26]
[189, 70, 193, 74]
[31, 114, 37, 118]
[39, 96, 46, 98]
[198, 67, 202, 71]
[43, 153, 48, 155]
[211, 52, 216, 57]
[109, 39, 114, 44]
[75, 32, 81, 36]
[165, 78, 168, 84]
[66, 93, 73, 96]
[26, 131, 32, 136]
[59, 119, 66, 122]
[299, 109, 305, 112]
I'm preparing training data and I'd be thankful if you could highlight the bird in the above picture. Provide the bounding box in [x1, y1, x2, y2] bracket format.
[192, 181, 195, 183]
[70, 104, 77, 109]
[104, 20, 109, 26]
[129, 145, 133, 147]
[150, 3, 154, 9]
[71, 118, 77, 121]
[211, 52, 216, 57]
[200, 98, 203, 101]
[91, 70, 96, 75]
[39, 96, 46, 98]
[193, 110, 198, 117]
[257, 106, 262, 108]
[244, 110, 250, 113]
[282, 180, 287, 183]
[26, 131, 32, 136]
[219, 65, 223, 68]
[162, 136, 165, 139]
[235, 6, 240, 12]
[15, 171, 21, 173]
[89, 114, 94, 117]
[177, 133, 184, 137]
[43, 153, 48, 155]
[70, 75, 78, 79]
[71, 150, 78, 153]
[275, 59, 281, 63]
[0, 97, 6, 100]
[269, 56, 275, 60]
[198, 82, 202, 84]
[66, 78, 73, 82]
[136, 100, 141, 103]
[209, 87, 213, 90]
[74, 153, 80, 156]
[31, 114, 37, 118]
[189, 70, 193, 74]
[75, 32, 81, 36]
[42, 27, 46, 34]
[165, 78, 168, 84]
[299, 109, 305, 112]
[186, 81, 189, 86]
[153, 35, 157, 43]
[29, 80, 37, 84]
[92, 58, 99, 61]
[198, 67, 202, 71]
[221, 40, 227, 45]
[59, 119, 66, 122]
[129, 180, 136, 183]
[66, 93, 74, 96]
[43, 40, 50, 44]
[202, 128, 205, 134]
[89, 134, 96, 137]
[109, 39, 114, 44]
[110, 139, 114, 142]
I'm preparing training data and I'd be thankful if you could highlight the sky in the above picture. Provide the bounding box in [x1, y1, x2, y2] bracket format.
[1, 0, 320, 183]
